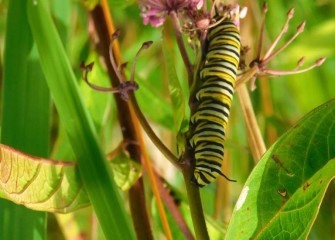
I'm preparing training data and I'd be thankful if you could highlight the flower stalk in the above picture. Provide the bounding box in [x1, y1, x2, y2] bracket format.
[170, 11, 193, 85]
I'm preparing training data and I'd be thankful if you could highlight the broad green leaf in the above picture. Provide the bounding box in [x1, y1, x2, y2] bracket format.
[0, 144, 90, 213]
[226, 99, 335, 239]
[0, 142, 141, 212]
[109, 152, 142, 191]
[311, 182, 335, 240]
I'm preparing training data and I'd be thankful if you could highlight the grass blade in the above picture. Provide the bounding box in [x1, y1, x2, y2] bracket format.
[26, 0, 134, 239]
[0, 0, 49, 239]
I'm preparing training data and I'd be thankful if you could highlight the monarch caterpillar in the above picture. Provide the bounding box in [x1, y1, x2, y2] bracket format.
[189, 16, 240, 187]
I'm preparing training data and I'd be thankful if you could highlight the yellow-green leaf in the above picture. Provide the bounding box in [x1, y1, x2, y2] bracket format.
[110, 152, 142, 191]
[0, 144, 90, 213]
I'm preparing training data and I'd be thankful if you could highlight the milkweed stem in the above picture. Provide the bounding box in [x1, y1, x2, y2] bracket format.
[170, 11, 193, 87]
[182, 167, 210, 240]
[129, 92, 181, 169]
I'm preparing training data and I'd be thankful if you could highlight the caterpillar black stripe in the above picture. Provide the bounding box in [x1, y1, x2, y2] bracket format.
[189, 18, 240, 187]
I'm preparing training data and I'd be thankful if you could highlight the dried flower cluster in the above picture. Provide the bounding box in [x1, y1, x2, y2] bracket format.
[139, 0, 203, 27]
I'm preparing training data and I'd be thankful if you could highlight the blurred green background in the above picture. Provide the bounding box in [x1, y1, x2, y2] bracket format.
[0, 0, 334, 239]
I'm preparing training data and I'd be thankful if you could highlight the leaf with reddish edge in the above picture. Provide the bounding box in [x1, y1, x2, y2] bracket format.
[0, 144, 90, 213]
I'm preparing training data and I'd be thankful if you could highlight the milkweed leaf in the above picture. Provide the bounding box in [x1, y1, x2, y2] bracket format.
[0, 144, 90, 213]
[109, 152, 142, 191]
[226, 98, 335, 239]
[0, 143, 142, 212]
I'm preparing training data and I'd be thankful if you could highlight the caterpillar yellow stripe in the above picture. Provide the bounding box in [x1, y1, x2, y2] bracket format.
[190, 18, 240, 187]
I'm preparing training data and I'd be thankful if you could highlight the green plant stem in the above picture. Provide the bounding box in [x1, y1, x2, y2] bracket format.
[129, 92, 181, 169]
[156, 171, 194, 240]
[128, 33, 207, 240]
[90, 5, 153, 240]
[182, 167, 209, 240]
[170, 11, 193, 87]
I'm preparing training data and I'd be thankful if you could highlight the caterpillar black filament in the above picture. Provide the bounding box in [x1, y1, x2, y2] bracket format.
[189, 18, 240, 187]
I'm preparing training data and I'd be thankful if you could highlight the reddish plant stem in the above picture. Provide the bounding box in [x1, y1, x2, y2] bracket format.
[90, 5, 153, 240]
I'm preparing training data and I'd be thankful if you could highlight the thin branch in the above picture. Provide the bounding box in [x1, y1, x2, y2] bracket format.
[170, 11, 193, 87]
[263, 20, 305, 65]
[129, 92, 181, 169]
[129, 97, 175, 240]
[109, 30, 127, 83]
[262, 57, 326, 75]
[130, 41, 153, 83]
[262, 7, 295, 60]
[255, 2, 268, 60]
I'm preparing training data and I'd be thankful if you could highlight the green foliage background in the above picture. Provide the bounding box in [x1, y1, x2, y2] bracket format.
[0, 0, 335, 239]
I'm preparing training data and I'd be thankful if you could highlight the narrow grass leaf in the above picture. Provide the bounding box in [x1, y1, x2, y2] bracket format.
[0, 0, 48, 239]
[27, 0, 134, 239]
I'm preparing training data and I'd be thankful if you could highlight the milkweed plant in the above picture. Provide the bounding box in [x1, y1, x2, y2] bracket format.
[1, 0, 335, 239]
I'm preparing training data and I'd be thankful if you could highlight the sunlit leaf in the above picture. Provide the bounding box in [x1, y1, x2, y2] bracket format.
[0, 143, 143, 212]
[0, 144, 90, 213]
[226, 99, 335, 239]
[110, 152, 142, 191]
